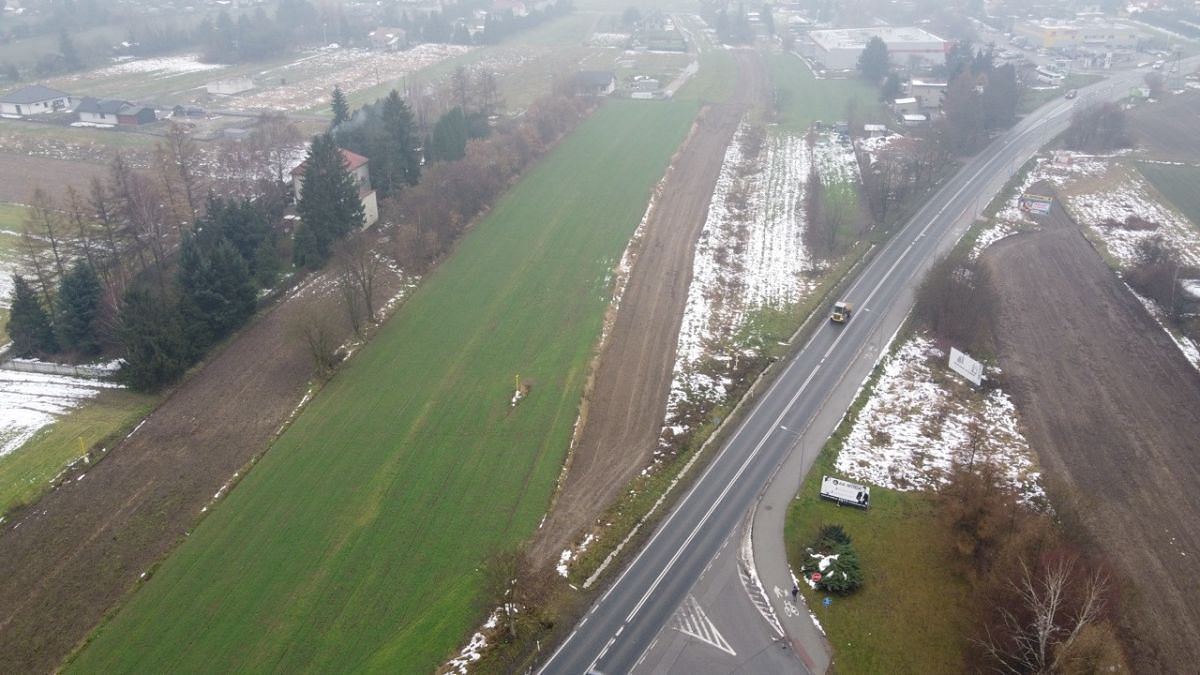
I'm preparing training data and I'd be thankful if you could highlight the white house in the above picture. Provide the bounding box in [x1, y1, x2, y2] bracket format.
[907, 79, 946, 111]
[290, 148, 379, 228]
[74, 97, 155, 126]
[0, 84, 73, 117]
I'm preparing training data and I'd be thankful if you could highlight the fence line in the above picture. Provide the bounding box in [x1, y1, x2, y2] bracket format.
[0, 359, 115, 380]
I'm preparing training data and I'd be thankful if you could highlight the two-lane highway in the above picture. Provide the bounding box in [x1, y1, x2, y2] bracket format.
[539, 61, 1196, 675]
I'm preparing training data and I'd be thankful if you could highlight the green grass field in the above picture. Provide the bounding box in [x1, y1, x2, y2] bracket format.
[1138, 162, 1200, 228]
[784, 380, 975, 674]
[0, 389, 156, 518]
[768, 52, 883, 132]
[69, 98, 699, 674]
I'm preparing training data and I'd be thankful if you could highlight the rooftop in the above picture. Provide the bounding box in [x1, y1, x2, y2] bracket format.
[290, 148, 370, 177]
[809, 26, 946, 49]
[0, 84, 72, 105]
[75, 97, 133, 115]
[576, 71, 616, 87]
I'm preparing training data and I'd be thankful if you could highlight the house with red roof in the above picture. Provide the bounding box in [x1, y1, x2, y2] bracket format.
[290, 147, 379, 227]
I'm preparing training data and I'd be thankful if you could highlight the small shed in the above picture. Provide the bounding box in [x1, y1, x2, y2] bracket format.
[891, 96, 920, 116]
[117, 106, 156, 126]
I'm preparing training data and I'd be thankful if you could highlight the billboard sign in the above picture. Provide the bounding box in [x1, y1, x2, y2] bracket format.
[949, 347, 984, 386]
[1020, 193, 1053, 215]
[819, 475, 870, 508]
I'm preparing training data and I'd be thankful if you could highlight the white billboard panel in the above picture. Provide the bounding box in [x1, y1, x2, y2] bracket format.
[949, 347, 984, 386]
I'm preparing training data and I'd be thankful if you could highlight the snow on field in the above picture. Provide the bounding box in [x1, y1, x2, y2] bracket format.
[662, 126, 860, 446]
[664, 126, 810, 424]
[91, 55, 225, 77]
[233, 44, 471, 111]
[1064, 165, 1200, 267]
[834, 335, 1044, 502]
[972, 152, 1112, 259]
[853, 131, 901, 165]
[589, 32, 631, 47]
[0, 369, 118, 458]
[445, 608, 500, 674]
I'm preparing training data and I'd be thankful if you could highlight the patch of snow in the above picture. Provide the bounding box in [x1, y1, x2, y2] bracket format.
[1127, 285, 1200, 372]
[230, 44, 470, 112]
[444, 608, 501, 673]
[556, 532, 596, 578]
[663, 124, 839, 444]
[88, 54, 224, 77]
[970, 220, 1017, 259]
[1065, 166, 1200, 268]
[833, 335, 1044, 502]
[0, 369, 119, 458]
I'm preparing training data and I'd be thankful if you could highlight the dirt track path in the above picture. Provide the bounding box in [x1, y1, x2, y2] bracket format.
[530, 50, 768, 564]
[984, 196, 1200, 672]
[0, 266, 407, 673]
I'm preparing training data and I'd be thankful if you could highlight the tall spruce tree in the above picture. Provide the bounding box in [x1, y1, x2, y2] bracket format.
[430, 106, 468, 161]
[56, 260, 102, 355]
[294, 133, 365, 267]
[331, 86, 350, 128]
[857, 36, 889, 83]
[381, 90, 421, 187]
[177, 232, 257, 352]
[118, 287, 190, 391]
[7, 274, 57, 356]
[202, 195, 277, 285]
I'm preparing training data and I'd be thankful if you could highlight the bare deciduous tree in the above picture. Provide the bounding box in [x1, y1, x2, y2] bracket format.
[333, 234, 384, 323]
[25, 187, 68, 282]
[296, 307, 342, 376]
[979, 556, 1109, 675]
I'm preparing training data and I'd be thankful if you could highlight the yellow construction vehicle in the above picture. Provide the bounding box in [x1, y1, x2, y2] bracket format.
[831, 301, 853, 323]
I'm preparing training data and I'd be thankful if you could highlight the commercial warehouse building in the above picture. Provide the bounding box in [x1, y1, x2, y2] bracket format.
[805, 26, 949, 71]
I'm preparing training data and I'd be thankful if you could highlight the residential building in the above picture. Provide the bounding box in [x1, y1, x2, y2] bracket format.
[290, 148, 379, 228]
[575, 71, 617, 96]
[0, 84, 73, 116]
[907, 79, 946, 110]
[75, 97, 156, 126]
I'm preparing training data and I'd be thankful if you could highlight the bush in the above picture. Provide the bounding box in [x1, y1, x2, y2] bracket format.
[801, 524, 864, 594]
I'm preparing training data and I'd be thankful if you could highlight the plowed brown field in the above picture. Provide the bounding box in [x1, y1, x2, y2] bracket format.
[984, 196, 1200, 672]
[530, 50, 768, 564]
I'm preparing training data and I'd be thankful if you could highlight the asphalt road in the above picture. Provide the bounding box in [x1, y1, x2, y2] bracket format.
[537, 61, 1198, 675]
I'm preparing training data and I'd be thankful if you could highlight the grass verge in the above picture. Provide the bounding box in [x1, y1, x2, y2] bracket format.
[66, 98, 699, 674]
[768, 52, 883, 132]
[0, 388, 156, 518]
[783, 337, 975, 674]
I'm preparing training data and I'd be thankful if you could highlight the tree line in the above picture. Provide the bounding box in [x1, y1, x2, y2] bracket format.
[0, 0, 573, 81]
[7, 78, 594, 391]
